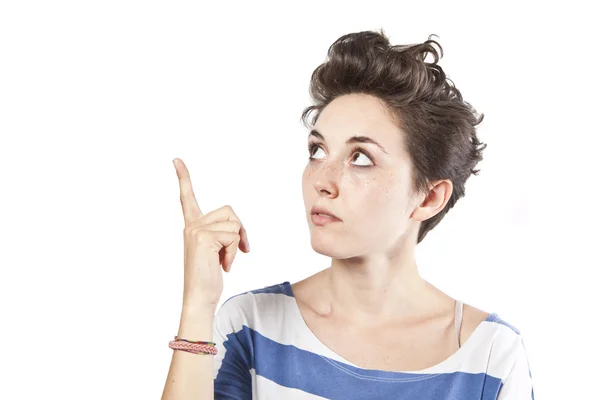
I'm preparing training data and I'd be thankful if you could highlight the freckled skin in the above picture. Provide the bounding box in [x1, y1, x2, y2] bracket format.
[302, 93, 422, 260]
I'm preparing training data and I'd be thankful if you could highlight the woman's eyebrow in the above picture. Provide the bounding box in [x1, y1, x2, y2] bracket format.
[308, 129, 389, 155]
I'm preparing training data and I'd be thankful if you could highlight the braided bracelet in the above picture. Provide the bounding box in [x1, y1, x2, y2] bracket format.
[169, 336, 218, 355]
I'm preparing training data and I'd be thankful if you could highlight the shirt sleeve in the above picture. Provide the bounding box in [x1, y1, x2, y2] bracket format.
[497, 337, 535, 400]
[212, 298, 253, 400]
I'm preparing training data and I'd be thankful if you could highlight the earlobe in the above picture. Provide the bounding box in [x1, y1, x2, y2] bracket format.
[410, 206, 426, 222]
[409, 194, 429, 221]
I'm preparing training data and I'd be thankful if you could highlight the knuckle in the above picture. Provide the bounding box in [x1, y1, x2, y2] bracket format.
[227, 231, 239, 243]
[185, 225, 201, 236]
[195, 230, 209, 242]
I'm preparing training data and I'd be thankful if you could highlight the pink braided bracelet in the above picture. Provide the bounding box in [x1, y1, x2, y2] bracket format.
[168, 336, 218, 356]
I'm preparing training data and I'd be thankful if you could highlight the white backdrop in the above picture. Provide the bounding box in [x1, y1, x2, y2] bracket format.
[1, 1, 598, 399]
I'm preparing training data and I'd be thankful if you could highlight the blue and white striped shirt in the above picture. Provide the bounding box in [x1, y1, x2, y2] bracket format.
[212, 281, 534, 399]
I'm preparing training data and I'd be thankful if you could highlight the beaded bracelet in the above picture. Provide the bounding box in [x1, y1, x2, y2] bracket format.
[169, 336, 218, 356]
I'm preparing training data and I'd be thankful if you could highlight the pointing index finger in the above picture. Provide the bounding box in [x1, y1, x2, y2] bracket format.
[173, 158, 203, 224]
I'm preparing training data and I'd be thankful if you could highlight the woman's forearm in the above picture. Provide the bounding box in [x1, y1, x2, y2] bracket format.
[161, 305, 216, 400]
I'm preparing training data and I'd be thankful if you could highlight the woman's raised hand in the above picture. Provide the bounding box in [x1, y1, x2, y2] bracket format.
[173, 158, 250, 307]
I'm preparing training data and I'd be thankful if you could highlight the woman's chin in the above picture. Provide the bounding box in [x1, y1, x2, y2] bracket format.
[310, 239, 343, 258]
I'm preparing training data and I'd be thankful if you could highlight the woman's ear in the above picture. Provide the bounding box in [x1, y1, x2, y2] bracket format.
[410, 180, 453, 222]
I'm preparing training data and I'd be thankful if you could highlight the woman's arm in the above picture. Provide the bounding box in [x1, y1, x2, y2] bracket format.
[161, 305, 216, 400]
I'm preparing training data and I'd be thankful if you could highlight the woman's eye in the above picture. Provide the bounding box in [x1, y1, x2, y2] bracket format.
[309, 145, 325, 158]
[352, 152, 373, 167]
[308, 144, 373, 167]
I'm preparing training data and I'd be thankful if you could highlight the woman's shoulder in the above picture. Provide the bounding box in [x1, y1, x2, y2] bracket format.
[212, 281, 300, 356]
[460, 303, 495, 345]
[463, 305, 532, 383]
[219, 281, 291, 308]
[461, 302, 525, 341]
[461, 302, 529, 369]
[214, 281, 292, 325]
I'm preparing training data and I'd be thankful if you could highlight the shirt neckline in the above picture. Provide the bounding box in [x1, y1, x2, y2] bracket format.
[281, 280, 497, 379]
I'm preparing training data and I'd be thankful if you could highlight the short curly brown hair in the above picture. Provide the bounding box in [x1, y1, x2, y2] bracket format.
[301, 29, 487, 244]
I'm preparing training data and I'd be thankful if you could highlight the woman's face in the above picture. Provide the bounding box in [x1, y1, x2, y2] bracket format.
[302, 93, 423, 259]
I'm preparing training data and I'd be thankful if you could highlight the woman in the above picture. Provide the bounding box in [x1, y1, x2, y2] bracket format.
[162, 30, 534, 400]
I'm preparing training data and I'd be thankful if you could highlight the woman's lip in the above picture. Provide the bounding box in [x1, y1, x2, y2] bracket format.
[311, 207, 340, 220]
[311, 213, 341, 226]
